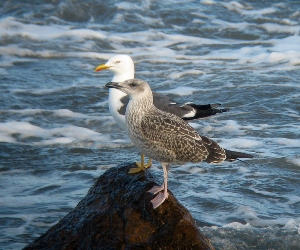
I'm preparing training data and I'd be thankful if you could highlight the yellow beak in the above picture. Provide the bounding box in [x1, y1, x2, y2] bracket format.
[94, 64, 111, 72]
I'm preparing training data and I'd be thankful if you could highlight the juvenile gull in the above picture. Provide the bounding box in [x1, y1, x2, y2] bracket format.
[105, 79, 253, 209]
[95, 55, 230, 173]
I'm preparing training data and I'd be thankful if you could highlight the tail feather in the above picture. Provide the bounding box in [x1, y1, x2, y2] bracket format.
[183, 103, 230, 120]
[225, 149, 254, 162]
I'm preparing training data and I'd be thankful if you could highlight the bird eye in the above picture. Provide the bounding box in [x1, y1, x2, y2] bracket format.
[129, 83, 136, 87]
[115, 61, 120, 64]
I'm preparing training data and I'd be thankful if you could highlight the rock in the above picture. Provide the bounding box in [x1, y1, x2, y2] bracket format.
[24, 162, 215, 250]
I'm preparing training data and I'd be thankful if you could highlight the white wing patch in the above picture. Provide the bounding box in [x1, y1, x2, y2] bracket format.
[182, 108, 196, 118]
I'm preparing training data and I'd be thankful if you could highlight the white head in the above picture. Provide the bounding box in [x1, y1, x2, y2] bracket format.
[94, 54, 135, 82]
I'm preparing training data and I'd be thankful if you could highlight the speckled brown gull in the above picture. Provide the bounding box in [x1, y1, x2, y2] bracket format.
[95, 55, 230, 173]
[105, 79, 253, 209]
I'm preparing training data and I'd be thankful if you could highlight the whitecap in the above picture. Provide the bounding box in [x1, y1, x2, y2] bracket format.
[222, 1, 245, 11]
[282, 219, 299, 231]
[261, 23, 300, 35]
[33, 137, 75, 146]
[273, 138, 300, 147]
[0, 17, 107, 42]
[219, 138, 262, 149]
[287, 158, 300, 167]
[286, 195, 300, 205]
[168, 69, 204, 79]
[52, 109, 90, 119]
[0, 121, 110, 146]
[217, 120, 244, 134]
[234, 206, 294, 227]
[0, 121, 46, 139]
[223, 222, 253, 230]
[157, 86, 198, 96]
[200, 0, 216, 5]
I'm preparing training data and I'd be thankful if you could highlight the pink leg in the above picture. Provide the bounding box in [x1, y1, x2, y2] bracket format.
[148, 184, 164, 195]
[149, 163, 169, 209]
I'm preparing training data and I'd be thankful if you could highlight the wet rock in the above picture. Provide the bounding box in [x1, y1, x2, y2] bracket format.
[24, 162, 215, 250]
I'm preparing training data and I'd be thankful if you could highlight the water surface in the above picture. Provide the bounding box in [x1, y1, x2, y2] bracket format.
[0, 1, 300, 249]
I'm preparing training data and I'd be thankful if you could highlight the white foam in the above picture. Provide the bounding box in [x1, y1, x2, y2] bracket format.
[168, 69, 204, 79]
[0, 109, 43, 115]
[250, 186, 280, 198]
[200, 0, 216, 5]
[193, 34, 300, 71]
[237, 166, 250, 173]
[282, 219, 299, 231]
[261, 23, 300, 35]
[222, 2, 277, 17]
[0, 109, 108, 121]
[0, 45, 55, 59]
[33, 137, 75, 146]
[273, 138, 300, 147]
[0, 121, 110, 146]
[115, 1, 151, 11]
[0, 45, 119, 62]
[0, 15, 300, 75]
[243, 7, 278, 17]
[50, 125, 106, 141]
[215, 120, 245, 135]
[219, 138, 262, 149]
[187, 166, 205, 174]
[53, 109, 84, 118]
[200, 124, 214, 134]
[1, 4, 300, 245]
[158, 86, 199, 96]
[287, 196, 300, 206]
[223, 222, 253, 230]
[273, 36, 300, 54]
[287, 158, 300, 167]
[0, 121, 46, 139]
[212, 19, 250, 31]
[235, 206, 295, 227]
[52, 109, 97, 119]
[222, 1, 245, 11]
[0, 133, 16, 143]
[0, 17, 106, 41]
[1, 14, 299, 74]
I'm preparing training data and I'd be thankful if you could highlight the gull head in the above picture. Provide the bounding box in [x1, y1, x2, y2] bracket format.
[94, 55, 135, 81]
[105, 79, 152, 100]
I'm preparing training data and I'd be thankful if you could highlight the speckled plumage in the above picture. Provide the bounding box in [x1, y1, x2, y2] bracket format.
[96, 55, 229, 173]
[120, 79, 227, 165]
[105, 79, 252, 209]
[127, 106, 227, 165]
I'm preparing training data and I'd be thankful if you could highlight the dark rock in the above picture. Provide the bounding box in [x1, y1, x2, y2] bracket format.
[24, 162, 215, 250]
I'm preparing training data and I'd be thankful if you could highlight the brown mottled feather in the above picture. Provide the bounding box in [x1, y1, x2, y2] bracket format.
[140, 108, 226, 164]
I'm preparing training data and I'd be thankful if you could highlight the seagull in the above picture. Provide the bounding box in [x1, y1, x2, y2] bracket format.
[95, 55, 230, 173]
[106, 79, 253, 209]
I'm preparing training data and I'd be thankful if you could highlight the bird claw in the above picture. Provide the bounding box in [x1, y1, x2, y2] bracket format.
[128, 166, 144, 174]
[128, 155, 152, 174]
[148, 185, 164, 195]
[150, 192, 169, 209]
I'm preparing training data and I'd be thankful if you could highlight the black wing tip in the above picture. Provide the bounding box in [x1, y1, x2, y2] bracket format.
[189, 103, 221, 110]
[182, 107, 230, 121]
[225, 149, 254, 161]
[210, 103, 222, 109]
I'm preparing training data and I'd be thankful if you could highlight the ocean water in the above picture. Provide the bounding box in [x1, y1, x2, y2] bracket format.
[0, 0, 300, 249]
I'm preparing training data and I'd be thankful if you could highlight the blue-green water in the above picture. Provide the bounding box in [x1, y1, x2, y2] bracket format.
[0, 1, 300, 249]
